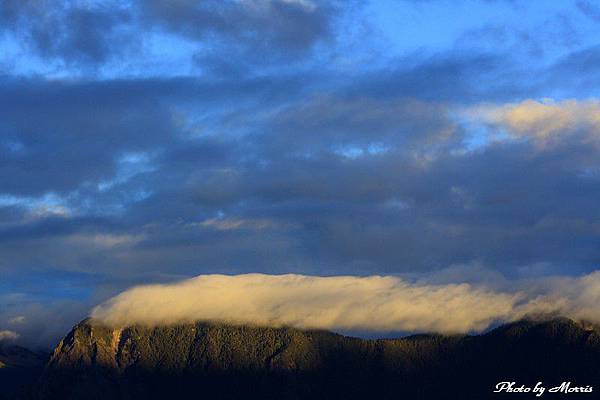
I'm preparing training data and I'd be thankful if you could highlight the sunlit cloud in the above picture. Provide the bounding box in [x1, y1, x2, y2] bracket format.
[92, 272, 600, 334]
[467, 98, 600, 146]
[0, 330, 19, 341]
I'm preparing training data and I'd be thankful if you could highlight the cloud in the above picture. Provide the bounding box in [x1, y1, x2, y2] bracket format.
[199, 217, 277, 231]
[140, 0, 338, 71]
[519, 272, 600, 322]
[90, 273, 542, 334]
[8, 316, 25, 325]
[0, 0, 133, 65]
[67, 233, 144, 249]
[576, 0, 600, 22]
[264, 95, 458, 154]
[0, 330, 19, 341]
[3, 81, 600, 283]
[472, 99, 600, 146]
[0, 0, 347, 75]
[91, 272, 600, 334]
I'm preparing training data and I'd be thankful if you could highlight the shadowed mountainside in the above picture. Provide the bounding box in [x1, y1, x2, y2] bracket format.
[33, 317, 600, 400]
[0, 344, 47, 400]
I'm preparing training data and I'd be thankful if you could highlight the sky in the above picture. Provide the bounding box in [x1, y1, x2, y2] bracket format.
[2, 0, 600, 347]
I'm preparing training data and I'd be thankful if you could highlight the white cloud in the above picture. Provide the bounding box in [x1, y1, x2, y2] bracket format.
[519, 272, 600, 322]
[91, 271, 600, 335]
[92, 273, 520, 333]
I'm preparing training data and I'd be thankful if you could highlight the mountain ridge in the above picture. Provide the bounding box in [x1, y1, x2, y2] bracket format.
[32, 316, 600, 399]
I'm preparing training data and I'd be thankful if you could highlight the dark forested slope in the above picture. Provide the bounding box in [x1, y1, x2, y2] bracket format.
[34, 317, 600, 400]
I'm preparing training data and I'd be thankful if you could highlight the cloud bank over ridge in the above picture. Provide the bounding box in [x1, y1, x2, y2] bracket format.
[91, 272, 600, 334]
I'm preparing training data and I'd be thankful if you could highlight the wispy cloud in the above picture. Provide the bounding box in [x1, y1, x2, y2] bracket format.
[8, 316, 25, 325]
[199, 217, 277, 231]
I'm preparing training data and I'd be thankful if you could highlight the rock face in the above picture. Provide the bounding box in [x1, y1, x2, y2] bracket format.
[37, 318, 600, 400]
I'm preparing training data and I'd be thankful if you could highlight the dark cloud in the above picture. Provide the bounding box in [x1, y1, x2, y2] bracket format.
[141, 0, 337, 68]
[0, 0, 133, 65]
[2, 66, 600, 286]
[0, 78, 175, 195]
[344, 53, 535, 103]
[548, 45, 600, 95]
[576, 0, 600, 22]
[0, 0, 341, 71]
[1, 47, 599, 282]
[143, 0, 333, 51]
[0, 74, 313, 196]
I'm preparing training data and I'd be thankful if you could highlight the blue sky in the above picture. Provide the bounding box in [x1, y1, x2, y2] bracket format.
[2, 0, 600, 346]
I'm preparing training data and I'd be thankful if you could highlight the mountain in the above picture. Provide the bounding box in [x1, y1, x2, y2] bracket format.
[33, 317, 600, 400]
[0, 343, 47, 400]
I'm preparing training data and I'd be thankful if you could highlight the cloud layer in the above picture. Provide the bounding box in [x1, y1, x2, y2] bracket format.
[91, 272, 600, 334]
[3, 1, 600, 347]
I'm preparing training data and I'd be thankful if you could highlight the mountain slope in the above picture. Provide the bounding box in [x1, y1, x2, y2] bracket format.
[37, 318, 600, 400]
[0, 344, 47, 400]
